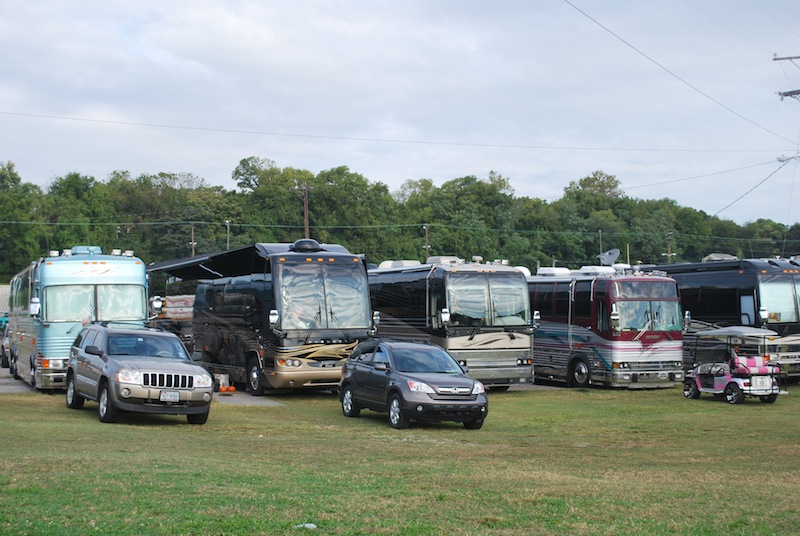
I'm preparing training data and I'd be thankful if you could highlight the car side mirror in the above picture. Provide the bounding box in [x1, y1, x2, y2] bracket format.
[374, 363, 388, 372]
[86, 345, 103, 357]
[683, 310, 692, 332]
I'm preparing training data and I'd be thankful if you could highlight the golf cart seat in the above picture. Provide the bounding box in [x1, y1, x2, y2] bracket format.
[731, 355, 779, 376]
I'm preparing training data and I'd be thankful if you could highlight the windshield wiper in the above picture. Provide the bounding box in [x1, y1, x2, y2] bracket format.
[328, 307, 352, 341]
[468, 311, 487, 341]
[493, 313, 517, 340]
[634, 311, 653, 341]
[302, 305, 322, 345]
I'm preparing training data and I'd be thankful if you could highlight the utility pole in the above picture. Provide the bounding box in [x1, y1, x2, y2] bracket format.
[774, 55, 800, 100]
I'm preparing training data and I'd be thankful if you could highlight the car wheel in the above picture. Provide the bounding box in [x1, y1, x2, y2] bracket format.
[0, 347, 8, 369]
[388, 393, 410, 429]
[187, 410, 210, 425]
[568, 358, 590, 388]
[463, 419, 484, 430]
[683, 380, 701, 399]
[341, 385, 361, 417]
[247, 358, 265, 396]
[10, 354, 19, 379]
[724, 382, 744, 405]
[65, 374, 85, 409]
[98, 381, 120, 423]
[759, 394, 778, 404]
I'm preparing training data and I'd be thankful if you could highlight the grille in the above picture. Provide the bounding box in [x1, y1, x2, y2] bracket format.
[142, 373, 194, 389]
[629, 361, 680, 372]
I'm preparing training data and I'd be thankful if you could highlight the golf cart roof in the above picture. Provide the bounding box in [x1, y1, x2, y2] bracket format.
[695, 326, 778, 339]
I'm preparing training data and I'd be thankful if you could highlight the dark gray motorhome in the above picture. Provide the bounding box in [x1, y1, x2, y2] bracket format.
[148, 239, 376, 394]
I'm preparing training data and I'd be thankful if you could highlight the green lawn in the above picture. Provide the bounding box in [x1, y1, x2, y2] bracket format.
[1, 385, 798, 535]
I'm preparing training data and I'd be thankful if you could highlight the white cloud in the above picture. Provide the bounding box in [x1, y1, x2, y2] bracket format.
[1, 0, 799, 224]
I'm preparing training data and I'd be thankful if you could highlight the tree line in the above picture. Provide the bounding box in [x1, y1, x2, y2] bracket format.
[0, 156, 798, 280]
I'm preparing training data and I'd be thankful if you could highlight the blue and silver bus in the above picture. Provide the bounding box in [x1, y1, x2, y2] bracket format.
[8, 246, 149, 390]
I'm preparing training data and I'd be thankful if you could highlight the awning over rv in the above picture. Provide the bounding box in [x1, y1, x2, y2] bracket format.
[146, 241, 352, 280]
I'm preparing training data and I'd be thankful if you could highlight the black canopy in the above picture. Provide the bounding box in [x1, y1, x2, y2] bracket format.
[147, 240, 352, 280]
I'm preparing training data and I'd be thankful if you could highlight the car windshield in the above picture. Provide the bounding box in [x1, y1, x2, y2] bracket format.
[107, 334, 188, 360]
[391, 346, 463, 374]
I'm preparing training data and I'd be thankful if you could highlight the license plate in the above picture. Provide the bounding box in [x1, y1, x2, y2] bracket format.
[160, 390, 180, 402]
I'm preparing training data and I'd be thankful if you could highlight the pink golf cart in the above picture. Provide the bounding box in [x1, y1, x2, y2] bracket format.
[683, 327, 787, 404]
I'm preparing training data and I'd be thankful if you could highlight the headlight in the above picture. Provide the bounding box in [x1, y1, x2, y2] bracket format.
[117, 369, 142, 384]
[406, 380, 435, 393]
[194, 373, 213, 388]
[472, 382, 485, 395]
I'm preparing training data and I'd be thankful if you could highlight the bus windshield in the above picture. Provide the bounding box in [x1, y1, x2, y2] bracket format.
[759, 274, 799, 323]
[446, 272, 530, 327]
[43, 284, 146, 322]
[278, 262, 371, 330]
[615, 300, 683, 331]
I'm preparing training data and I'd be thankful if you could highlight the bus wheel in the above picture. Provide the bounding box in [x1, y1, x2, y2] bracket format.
[29, 357, 37, 389]
[568, 358, 590, 388]
[247, 358, 265, 396]
[10, 355, 19, 379]
[724, 383, 744, 404]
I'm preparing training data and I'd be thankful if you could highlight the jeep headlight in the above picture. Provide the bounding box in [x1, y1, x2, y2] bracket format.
[194, 373, 213, 388]
[117, 369, 142, 384]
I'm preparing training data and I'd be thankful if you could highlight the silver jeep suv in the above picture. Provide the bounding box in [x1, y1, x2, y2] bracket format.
[66, 324, 213, 424]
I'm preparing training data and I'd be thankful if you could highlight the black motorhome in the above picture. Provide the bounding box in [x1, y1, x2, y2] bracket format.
[148, 239, 377, 394]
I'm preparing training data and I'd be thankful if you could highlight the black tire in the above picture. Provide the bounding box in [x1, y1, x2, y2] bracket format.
[247, 358, 265, 396]
[10, 354, 19, 379]
[65, 373, 85, 409]
[759, 394, 778, 404]
[724, 382, 744, 405]
[340, 385, 361, 417]
[388, 393, 410, 429]
[683, 380, 701, 399]
[187, 410, 210, 425]
[463, 419, 484, 430]
[568, 358, 590, 388]
[98, 381, 120, 423]
[0, 347, 8, 369]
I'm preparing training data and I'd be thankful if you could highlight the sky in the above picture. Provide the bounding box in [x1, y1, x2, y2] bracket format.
[1, 0, 800, 226]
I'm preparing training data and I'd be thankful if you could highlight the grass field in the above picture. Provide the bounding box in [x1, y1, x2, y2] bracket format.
[1, 384, 799, 535]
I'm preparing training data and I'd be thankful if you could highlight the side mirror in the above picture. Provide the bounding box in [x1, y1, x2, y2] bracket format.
[268, 309, 280, 328]
[759, 306, 769, 326]
[372, 310, 381, 327]
[683, 310, 692, 332]
[86, 345, 103, 357]
[532, 310, 541, 329]
[150, 295, 164, 315]
[29, 297, 40, 317]
[374, 362, 388, 372]
[440, 308, 451, 326]
[610, 311, 620, 332]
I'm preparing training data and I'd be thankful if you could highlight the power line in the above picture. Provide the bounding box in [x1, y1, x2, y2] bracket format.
[562, 0, 796, 145]
[0, 110, 790, 155]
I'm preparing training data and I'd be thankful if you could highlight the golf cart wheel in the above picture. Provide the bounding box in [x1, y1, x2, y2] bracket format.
[724, 382, 744, 404]
[759, 394, 778, 404]
[683, 380, 701, 399]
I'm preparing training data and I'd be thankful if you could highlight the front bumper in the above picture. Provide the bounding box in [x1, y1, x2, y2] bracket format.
[401, 393, 489, 423]
[111, 383, 213, 415]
